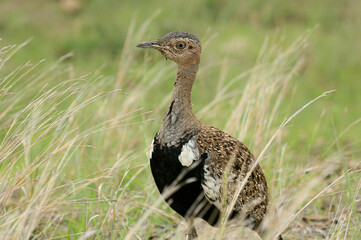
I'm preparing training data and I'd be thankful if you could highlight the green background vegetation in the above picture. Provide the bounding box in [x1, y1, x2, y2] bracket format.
[2, 0, 361, 142]
[0, 0, 360, 239]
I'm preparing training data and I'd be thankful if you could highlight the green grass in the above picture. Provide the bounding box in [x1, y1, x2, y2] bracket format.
[1, 0, 360, 239]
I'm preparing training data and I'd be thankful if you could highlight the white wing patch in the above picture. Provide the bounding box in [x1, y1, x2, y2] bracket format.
[202, 164, 222, 208]
[178, 139, 200, 167]
[202, 163, 238, 209]
[149, 139, 154, 159]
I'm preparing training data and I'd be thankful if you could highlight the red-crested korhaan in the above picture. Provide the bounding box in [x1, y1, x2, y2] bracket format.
[137, 32, 277, 240]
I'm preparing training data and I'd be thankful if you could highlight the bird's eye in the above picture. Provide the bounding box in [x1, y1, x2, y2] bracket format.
[176, 42, 186, 49]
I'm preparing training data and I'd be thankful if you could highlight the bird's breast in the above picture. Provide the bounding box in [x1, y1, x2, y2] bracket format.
[149, 137, 203, 193]
[149, 136, 209, 217]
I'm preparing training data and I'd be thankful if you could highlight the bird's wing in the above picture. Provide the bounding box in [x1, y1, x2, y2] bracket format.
[195, 125, 265, 211]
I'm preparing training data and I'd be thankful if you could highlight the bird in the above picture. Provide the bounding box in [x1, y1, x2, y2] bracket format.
[137, 32, 271, 239]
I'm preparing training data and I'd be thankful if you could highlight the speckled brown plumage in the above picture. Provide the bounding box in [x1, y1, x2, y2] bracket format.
[137, 31, 273, 239]
[197, 125, 268, 224]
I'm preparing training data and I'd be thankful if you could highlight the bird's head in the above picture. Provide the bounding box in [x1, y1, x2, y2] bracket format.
[137, 31, 202, 66]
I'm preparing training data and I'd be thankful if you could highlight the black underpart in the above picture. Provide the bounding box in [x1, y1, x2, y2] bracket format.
[150, 137, 220, 225]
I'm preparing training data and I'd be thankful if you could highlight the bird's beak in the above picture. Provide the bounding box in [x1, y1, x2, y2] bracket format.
[136, 41, 162, 49]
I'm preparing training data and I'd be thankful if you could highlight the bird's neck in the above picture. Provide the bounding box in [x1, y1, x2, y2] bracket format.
[172, 64, 198, 111]
[158, 63, 200, 145]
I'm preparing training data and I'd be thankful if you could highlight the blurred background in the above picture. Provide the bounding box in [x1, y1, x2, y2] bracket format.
[0, 0, 360, 239]
[1, 0, 361, 139]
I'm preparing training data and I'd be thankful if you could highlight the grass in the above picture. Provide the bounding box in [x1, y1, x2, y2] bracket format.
[1, 0, 361, 239]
